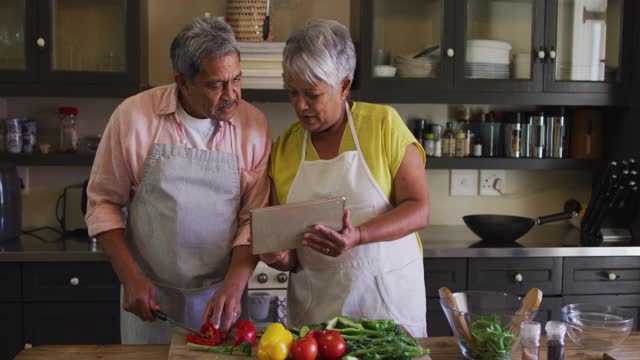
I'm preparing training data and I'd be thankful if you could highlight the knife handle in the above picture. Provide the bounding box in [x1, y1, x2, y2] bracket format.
[151, 309, 167, 321]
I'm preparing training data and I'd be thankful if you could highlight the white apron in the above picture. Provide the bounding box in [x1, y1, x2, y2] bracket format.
[286, 102, 427, 337]
[120, 116, 242, 344]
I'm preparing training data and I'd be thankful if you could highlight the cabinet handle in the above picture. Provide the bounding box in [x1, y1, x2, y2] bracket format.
[36, 37, 46, 48]
[549, 47, 557, 62]
[69, 277, 80, 286]
[537, 49, 546, 61]
[257, 273, 268, 284]
[513, 273, 524, 283]
[446, 48, 454, 58]
[607, 272, 618, 281]
[25, 343, 33, 349]
[277, 272, 288, 283]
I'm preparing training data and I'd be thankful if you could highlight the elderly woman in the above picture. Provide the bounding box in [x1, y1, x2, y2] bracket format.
[262, 19, 430, 337]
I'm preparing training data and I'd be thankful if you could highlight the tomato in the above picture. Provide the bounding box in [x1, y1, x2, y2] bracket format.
[292, 335, 319, 360]
[317, 332, 346, 360]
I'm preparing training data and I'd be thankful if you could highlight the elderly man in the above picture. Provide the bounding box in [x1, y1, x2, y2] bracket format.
[85, 17, 271, 344]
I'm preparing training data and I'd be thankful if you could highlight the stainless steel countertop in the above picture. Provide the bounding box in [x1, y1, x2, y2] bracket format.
[420, 224, 640, 257]
[0, 234, 108, 262]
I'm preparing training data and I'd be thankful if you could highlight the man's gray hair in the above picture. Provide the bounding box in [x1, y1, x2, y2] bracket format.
[170, 17, 240, 81]
[283, 19, 356, 90]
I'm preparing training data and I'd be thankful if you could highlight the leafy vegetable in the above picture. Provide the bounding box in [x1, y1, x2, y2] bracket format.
[319, 316, 430, 360]
[467, 315, 516, 360]
[186, 341, 252, 356]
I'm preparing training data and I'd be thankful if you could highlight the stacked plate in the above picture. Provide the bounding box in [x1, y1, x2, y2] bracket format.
[465, 39, 512, 79]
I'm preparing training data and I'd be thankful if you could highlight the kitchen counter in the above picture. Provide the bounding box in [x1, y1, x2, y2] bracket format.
[420, 224, 640, 257]
[0, 233, 108, 262]
[13, 333, 640, 359]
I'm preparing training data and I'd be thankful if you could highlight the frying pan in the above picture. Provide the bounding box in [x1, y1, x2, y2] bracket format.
[463, 199, 581, 243]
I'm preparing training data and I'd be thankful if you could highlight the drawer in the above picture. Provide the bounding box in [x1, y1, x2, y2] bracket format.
[23, 262, 120, 301]
[468, 257, 562, 296]
[563, 257, 640, 295]
[0, 263, 21, 300]
[424, 258, 467, 297]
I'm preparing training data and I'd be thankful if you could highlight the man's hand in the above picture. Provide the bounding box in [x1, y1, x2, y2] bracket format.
[122, 272, 160, 321]
[202, 282, 244, 336]
[303, 209, 361, 257]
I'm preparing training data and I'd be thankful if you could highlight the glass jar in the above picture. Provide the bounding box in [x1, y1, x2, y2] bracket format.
[424, 132, 435, 157]
[58, 107, 79, 152]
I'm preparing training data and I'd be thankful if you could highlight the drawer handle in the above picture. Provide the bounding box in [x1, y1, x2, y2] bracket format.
[69, 277, 80, 286]
[513, 273, 524, 283]
[25, 343, 33, 349]
[607, 272, 618, 281]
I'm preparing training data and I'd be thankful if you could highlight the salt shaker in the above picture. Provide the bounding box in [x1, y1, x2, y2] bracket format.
[545, 321, 567, 360]
[520, 321, 541, 360]
[58, 107, 79, 152]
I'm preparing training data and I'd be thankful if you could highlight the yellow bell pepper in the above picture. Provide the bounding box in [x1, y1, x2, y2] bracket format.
[256, 323, 293, 360]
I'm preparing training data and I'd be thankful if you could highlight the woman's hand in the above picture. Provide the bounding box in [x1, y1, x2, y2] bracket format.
[202, 281, 244, 337]
[303, 209, 361, 257]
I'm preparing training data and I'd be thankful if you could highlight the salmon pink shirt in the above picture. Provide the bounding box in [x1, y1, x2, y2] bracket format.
[85, 84, 271, 247]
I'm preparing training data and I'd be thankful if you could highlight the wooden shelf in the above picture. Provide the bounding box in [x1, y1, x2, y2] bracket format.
[427, 158, 603, 170]
[0, 153, 95, 166]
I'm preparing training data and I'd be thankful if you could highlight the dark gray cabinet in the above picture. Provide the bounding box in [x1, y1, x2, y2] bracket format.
[468, 257, 563, 296]
[424, 258, 467, 336]
[0, 261, 120, 354]
[355, 0, 635, 105]
[0, 0, 140, 97]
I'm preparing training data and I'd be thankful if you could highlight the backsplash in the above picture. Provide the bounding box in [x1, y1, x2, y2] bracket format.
[3, 96, 591, 228]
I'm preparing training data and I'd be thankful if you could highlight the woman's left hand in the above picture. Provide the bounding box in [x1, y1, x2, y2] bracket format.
[303, 209, 361, 257]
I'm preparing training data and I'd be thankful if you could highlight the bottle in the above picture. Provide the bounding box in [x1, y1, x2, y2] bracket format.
[413, 118, 426, 148]
[472, 134, 482, 157]
[454, 128, 466, 157]
[58, 107, 79, 152]
[424, 132, 435, 157]
[432, 124, 443, 157]
[442, 122, 455, 158]
[520, 321, 541, 360]
[545, 321, 567, 360]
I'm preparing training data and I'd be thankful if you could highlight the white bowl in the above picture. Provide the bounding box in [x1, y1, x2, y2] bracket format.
[373, 65, 397, 77]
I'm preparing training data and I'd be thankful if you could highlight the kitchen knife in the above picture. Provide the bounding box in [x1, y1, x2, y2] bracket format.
[151, 309, 212, 340]
[262, 0, 270, 40]
[582, 161, 617, 230]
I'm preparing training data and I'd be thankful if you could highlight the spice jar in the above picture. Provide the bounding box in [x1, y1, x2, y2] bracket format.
[520, 321, 541, 360]
[58, 107, 79, 152]
[545, 321, 567, 360]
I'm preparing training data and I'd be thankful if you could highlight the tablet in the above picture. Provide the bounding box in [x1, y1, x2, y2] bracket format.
[250, 197, 346, 254]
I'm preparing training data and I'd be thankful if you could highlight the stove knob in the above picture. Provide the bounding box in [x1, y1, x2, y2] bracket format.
[277, 273, 288, 283]
[257, 273, 268, 283]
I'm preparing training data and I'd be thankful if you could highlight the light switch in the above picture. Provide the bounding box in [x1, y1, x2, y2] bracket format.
[450, 169, 478, 196]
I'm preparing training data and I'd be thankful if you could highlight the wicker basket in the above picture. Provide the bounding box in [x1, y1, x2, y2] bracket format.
[226, 0, 273, 42]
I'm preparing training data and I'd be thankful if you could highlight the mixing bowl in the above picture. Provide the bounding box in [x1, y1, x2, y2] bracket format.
[561, 303, 634, 350]
[440, 291, 538, 360]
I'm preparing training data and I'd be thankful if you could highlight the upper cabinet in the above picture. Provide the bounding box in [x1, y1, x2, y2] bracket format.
[0, 0, 140, 97]
[356, 0, 634, 105]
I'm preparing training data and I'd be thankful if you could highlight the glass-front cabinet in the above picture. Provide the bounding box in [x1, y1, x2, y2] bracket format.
[0, 0, 140, 96]
[544, 0, 630, 92]
[455, 0, 544, 92]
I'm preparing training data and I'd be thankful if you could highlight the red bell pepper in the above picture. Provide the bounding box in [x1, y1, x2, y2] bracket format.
[185, 322, 223, 346]
[234, 319, 257, 345]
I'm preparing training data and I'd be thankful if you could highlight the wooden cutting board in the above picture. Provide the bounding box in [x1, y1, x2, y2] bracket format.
[168, 330, 432, 359]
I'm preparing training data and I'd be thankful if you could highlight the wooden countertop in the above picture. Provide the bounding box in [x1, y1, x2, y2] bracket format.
[14, 333, 640, 359]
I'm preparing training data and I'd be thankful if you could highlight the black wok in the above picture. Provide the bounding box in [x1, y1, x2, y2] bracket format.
[463, 200, 581, 243]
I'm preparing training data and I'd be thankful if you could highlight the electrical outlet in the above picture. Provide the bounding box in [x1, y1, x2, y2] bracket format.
[17, 166, 29, 195]
[479, 170, 506, 196]
[450, 169, 478, 196]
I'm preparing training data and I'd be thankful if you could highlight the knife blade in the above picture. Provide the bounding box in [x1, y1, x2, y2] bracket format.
[151, 309, 212, 340]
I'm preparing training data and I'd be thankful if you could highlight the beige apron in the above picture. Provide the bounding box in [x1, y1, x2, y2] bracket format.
[286, 102, 427, 337]
[121, 115, 241, 344]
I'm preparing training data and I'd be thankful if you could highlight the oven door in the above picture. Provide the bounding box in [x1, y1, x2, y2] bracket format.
[247, 289, 287, 327]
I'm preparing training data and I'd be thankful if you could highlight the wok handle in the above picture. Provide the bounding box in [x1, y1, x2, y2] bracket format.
[536, 211, 575, 225]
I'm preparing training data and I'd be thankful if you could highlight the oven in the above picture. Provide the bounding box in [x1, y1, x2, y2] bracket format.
[246, 261, 289, 327]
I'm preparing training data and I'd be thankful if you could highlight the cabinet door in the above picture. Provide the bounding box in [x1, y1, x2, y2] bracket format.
[0, 303, 23, 360]
[358, 0, 455, 102]
[468, 257, 563, 295]
[544, 0, 633, 93]
[562, 295, 640, 330]
[424, 258, 467, 297]
[563, 257, 640, 295]
[453, 0, 545, 92]
[427, 298, 454, 336]
[38, 0, 140, 87]
[536, 296, 562, 326]
[0, 0, 38, 82]
[24, 302, 120, 345]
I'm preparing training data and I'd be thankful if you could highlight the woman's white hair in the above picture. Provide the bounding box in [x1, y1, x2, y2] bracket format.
[283, 19, 356, 90]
